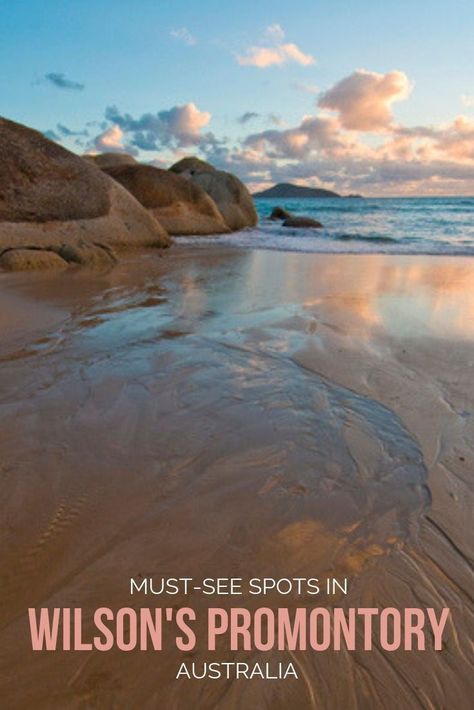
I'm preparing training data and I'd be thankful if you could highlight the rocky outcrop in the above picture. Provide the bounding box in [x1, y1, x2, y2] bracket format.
[0, 239, 118, 272]
[83, 152, 138, 169]
[0, 248, 69, 271]
[282, 216, 323, 229]
[168, 157, 215, 175]
[269, 206, 292, 221]
[170, 158, 258, 231]
[0, 117, 170, 270]
[57, 240, 118, 266]
[103, 164, 229, 235]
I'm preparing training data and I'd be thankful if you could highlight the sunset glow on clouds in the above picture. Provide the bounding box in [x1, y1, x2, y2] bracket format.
[98, 103, 213, 151]
[7, 1, 472, 197]
[82, 66, 474, 195]
[318, 70, 412, 131]
[236, 25, 315, 67]
[92, 124, 127, 153]
[237, 43, 315, 68]
[222, 66, 474, 195]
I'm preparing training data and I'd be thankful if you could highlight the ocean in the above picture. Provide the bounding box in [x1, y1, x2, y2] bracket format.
[181, 196, 474, 255]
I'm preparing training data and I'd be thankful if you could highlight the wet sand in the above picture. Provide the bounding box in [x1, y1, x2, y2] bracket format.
[0, 246, 473, 709]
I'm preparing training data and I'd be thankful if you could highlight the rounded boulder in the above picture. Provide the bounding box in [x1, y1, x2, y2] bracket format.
[83, 152, 138, 169]
[104, 164, 230, 235]
[0, 116, 170, 269]
[170, 158, 258, 232]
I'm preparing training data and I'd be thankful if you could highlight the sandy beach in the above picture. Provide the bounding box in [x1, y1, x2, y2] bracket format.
[0, 246, 473, 709]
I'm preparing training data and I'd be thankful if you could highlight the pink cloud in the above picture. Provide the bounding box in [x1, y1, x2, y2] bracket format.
[237, 43, 315, 68]
[244, 115, 361, 159]
[101, 102, 213, 150]
[236, 25, 315, 68]
[386, 116, 474, 163]
[167, 102, 211, 140]
[431, 116, 474, 161]
[318, 69, 412, 131]
[461, 95, 474, 108]
[235, 99, 474, 196]
[75, 64, 474, 196]
[91, 125, 125, 153]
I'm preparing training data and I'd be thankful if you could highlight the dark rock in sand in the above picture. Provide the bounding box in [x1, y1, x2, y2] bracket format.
[170, 157, 258, 231]
[83, 152, 138, 169]
[282, 217, 324, 229]
[104, 164, 229, 235]
[0, 116, 170, 270]
[269, 206, 292, 221]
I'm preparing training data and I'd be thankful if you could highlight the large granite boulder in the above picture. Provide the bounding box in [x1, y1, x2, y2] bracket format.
[83, 152, 137, 169]
[169, 158, 258, 231]
[0, 117, 170, 270]
[168, 157, 215, 175]
[103, 164, 229, 235]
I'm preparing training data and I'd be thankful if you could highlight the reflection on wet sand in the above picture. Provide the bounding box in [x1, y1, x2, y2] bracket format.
[0, 248, 473, 709]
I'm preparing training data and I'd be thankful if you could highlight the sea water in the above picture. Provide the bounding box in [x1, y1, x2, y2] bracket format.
[180, 196, 474, 255]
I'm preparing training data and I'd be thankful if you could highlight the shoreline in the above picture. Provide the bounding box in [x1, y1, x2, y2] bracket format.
[0, 246, 473, 708]
[174, 236, 474, 258]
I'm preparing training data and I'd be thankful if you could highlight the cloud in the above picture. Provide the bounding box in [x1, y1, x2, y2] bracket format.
[291, 80, 320, 95]
[244, 115, 357, 159]
[318, 69, 412, 131]
[461, 95, 474, 108]
[426, 116, 474, 162]
[170, 27, 196, 46]
[103, 102, 212, 150]
[43, 129, 60, 141]
[236, 25, 315, 68]
[56, 123, 89, 137]
[45, 63, 474, 196]
[268, 113, 286, 127]
[226, 140, 474, 196]
[238, 112, 260, 124]
[387, 116, 474, 163]
[234, 85, 474, 195]
[89, 125, 135, 154]
[43, 123, 89, 143]
[44, 72, 85, 91]
[264, 23, 285, 42]
[237, 43, 315, 68]
[147, 157, 170, 169]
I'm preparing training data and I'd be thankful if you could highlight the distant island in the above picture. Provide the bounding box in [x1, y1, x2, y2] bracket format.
[253, 183, 363, 199]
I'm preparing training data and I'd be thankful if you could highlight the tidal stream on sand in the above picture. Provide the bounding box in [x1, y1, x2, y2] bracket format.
[0, 248, 473, 709]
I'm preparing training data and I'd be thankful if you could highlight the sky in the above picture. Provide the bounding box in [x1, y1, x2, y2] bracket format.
[1, 0, 473, 195]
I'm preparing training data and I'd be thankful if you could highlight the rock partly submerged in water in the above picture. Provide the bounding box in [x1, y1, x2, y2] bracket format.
[269, 206, 293, 221]
[283, 216, 324, 229]
[170, 157, 258, 231]
[0, 116, 170, 270]
[267, 206, 323, 229]
[103, 164, 230, 235]
[83, 152, 138, 169]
